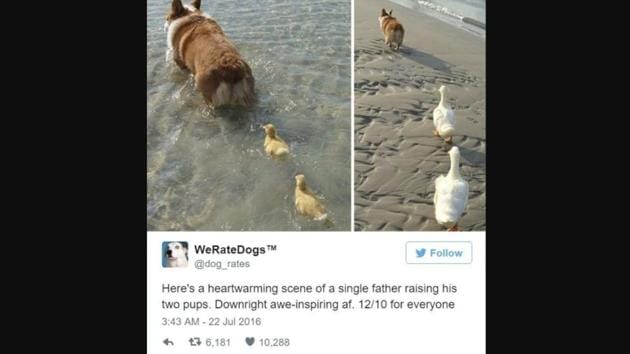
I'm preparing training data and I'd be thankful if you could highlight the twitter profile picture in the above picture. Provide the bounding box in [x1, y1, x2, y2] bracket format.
[162, 241, 189, 268]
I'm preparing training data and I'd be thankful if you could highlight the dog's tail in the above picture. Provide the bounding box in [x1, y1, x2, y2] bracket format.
[196, 53, 256, 107]
[216, 53, 247, 83]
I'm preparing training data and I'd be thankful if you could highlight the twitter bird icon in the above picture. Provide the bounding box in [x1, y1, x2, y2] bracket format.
[416, 248, 427, 258]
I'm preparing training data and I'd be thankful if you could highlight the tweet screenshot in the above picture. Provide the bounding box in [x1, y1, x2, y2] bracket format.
[148, 0, 485, 352]
[147, 233, 485, 353]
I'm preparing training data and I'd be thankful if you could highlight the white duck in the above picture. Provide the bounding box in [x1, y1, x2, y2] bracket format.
[434, 146, 468, 231]
[433, 85, 456, 144]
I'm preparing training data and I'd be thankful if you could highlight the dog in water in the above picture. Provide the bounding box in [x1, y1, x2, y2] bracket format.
[165, 0, 255, 107]
[378, 8, 404, 51]
[165, 242, 188, 267]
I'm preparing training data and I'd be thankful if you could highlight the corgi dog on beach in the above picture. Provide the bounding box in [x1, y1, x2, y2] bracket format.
[378, 8, 404, 51]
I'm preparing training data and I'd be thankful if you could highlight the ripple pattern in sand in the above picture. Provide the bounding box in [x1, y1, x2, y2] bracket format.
[354, 38, 485, 231]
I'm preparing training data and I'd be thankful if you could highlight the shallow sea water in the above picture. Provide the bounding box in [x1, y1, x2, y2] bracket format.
[147, 0, 351, 230]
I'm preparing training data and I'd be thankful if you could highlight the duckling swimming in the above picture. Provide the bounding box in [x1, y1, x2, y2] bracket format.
[294, 174, 333, 227]
[263, 123, 290, 159]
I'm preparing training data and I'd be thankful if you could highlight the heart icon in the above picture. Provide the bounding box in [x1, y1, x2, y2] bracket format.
[245, 337, 255, 346]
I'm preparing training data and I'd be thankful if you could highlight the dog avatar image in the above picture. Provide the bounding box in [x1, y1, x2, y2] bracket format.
[164, 241, 189, 267]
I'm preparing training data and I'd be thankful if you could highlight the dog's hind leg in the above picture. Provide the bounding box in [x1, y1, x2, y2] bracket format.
[201, 102, 215, 118]
[175, 57, 187, 71]
[173, 76, 193, 100]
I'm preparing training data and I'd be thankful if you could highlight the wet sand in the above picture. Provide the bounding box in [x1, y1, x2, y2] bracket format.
[354, 0, 485, 231]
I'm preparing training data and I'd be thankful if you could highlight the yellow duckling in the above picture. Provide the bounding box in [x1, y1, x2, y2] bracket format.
[294, 174, 333, 227]
[263, 123, 290, 159]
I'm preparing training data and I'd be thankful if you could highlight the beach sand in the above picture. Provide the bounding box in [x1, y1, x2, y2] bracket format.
[354, 0, 486, 231]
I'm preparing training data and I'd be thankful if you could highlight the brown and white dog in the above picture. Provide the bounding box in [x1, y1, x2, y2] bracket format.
[165, 0, 255, 107]
[165, 242, 188, 267]
[378, 8, 404, 51]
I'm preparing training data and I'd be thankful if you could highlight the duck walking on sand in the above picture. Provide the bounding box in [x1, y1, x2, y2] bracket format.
[433, 85, 456, 144]
[263, 123, 290, 159]
[294, 174, 334, 227]
[434, 146, 469, 231]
